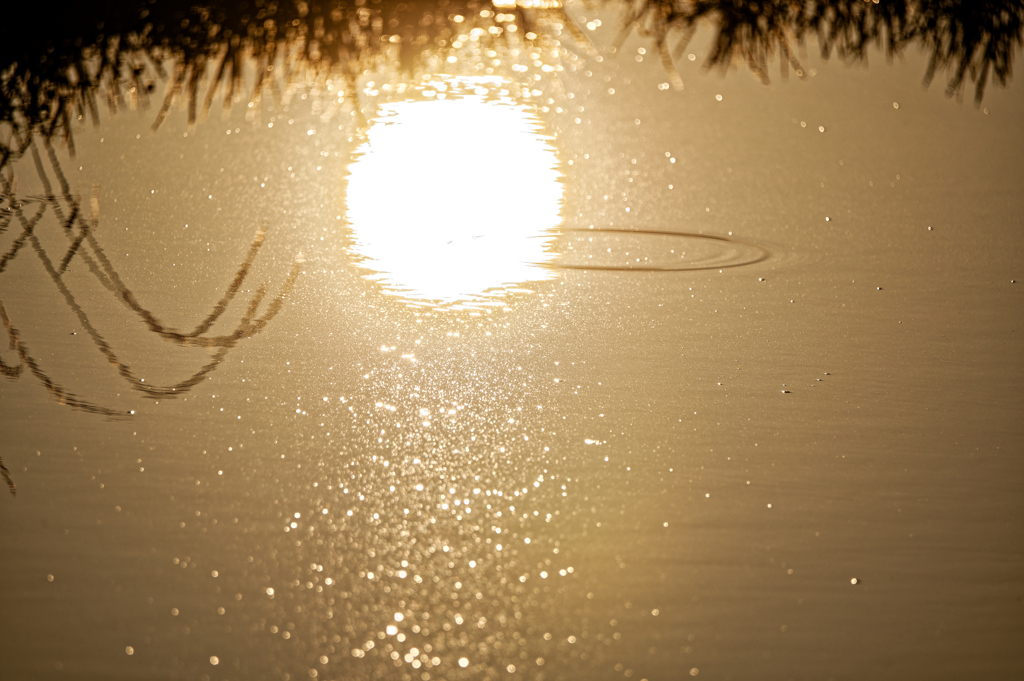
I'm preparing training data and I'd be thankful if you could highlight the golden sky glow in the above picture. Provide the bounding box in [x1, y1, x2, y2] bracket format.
[345, 79, 563, 307]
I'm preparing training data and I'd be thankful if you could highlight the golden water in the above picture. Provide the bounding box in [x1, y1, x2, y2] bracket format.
[1, 18, 1022, 681]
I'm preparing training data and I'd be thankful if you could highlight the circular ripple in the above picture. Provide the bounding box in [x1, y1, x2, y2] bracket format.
[546, 228, 769, 271]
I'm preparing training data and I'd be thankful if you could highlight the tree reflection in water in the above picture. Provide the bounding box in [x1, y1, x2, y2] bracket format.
[0, 453, 14, 496]
[0, 136, 303, 415]
[1, 0, 1020, 166]
[0, 0, 1020, 415]
[613, 0, 1022, 102]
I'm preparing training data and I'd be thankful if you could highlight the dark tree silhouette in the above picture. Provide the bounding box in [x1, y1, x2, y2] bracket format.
[1, 1, 1020, 169]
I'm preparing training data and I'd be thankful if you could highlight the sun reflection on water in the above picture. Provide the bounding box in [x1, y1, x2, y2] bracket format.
[345, 77, 563, 307]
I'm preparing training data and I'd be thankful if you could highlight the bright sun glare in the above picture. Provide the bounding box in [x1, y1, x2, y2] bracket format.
[345, 78, 563, 306]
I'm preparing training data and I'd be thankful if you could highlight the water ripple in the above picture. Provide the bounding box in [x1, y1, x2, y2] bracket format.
[548, 228, 770, 272]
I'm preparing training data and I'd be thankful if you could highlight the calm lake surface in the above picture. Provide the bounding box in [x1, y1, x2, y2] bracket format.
[1, 6, 1022, 681]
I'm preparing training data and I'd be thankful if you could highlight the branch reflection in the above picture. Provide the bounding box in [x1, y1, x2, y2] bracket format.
[0, 136, 302, 415]
[0, 454, 14, 496]
[1, 0, 1020, 169]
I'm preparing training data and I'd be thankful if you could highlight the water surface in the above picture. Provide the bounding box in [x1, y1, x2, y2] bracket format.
[1, 5, 1022, 681]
